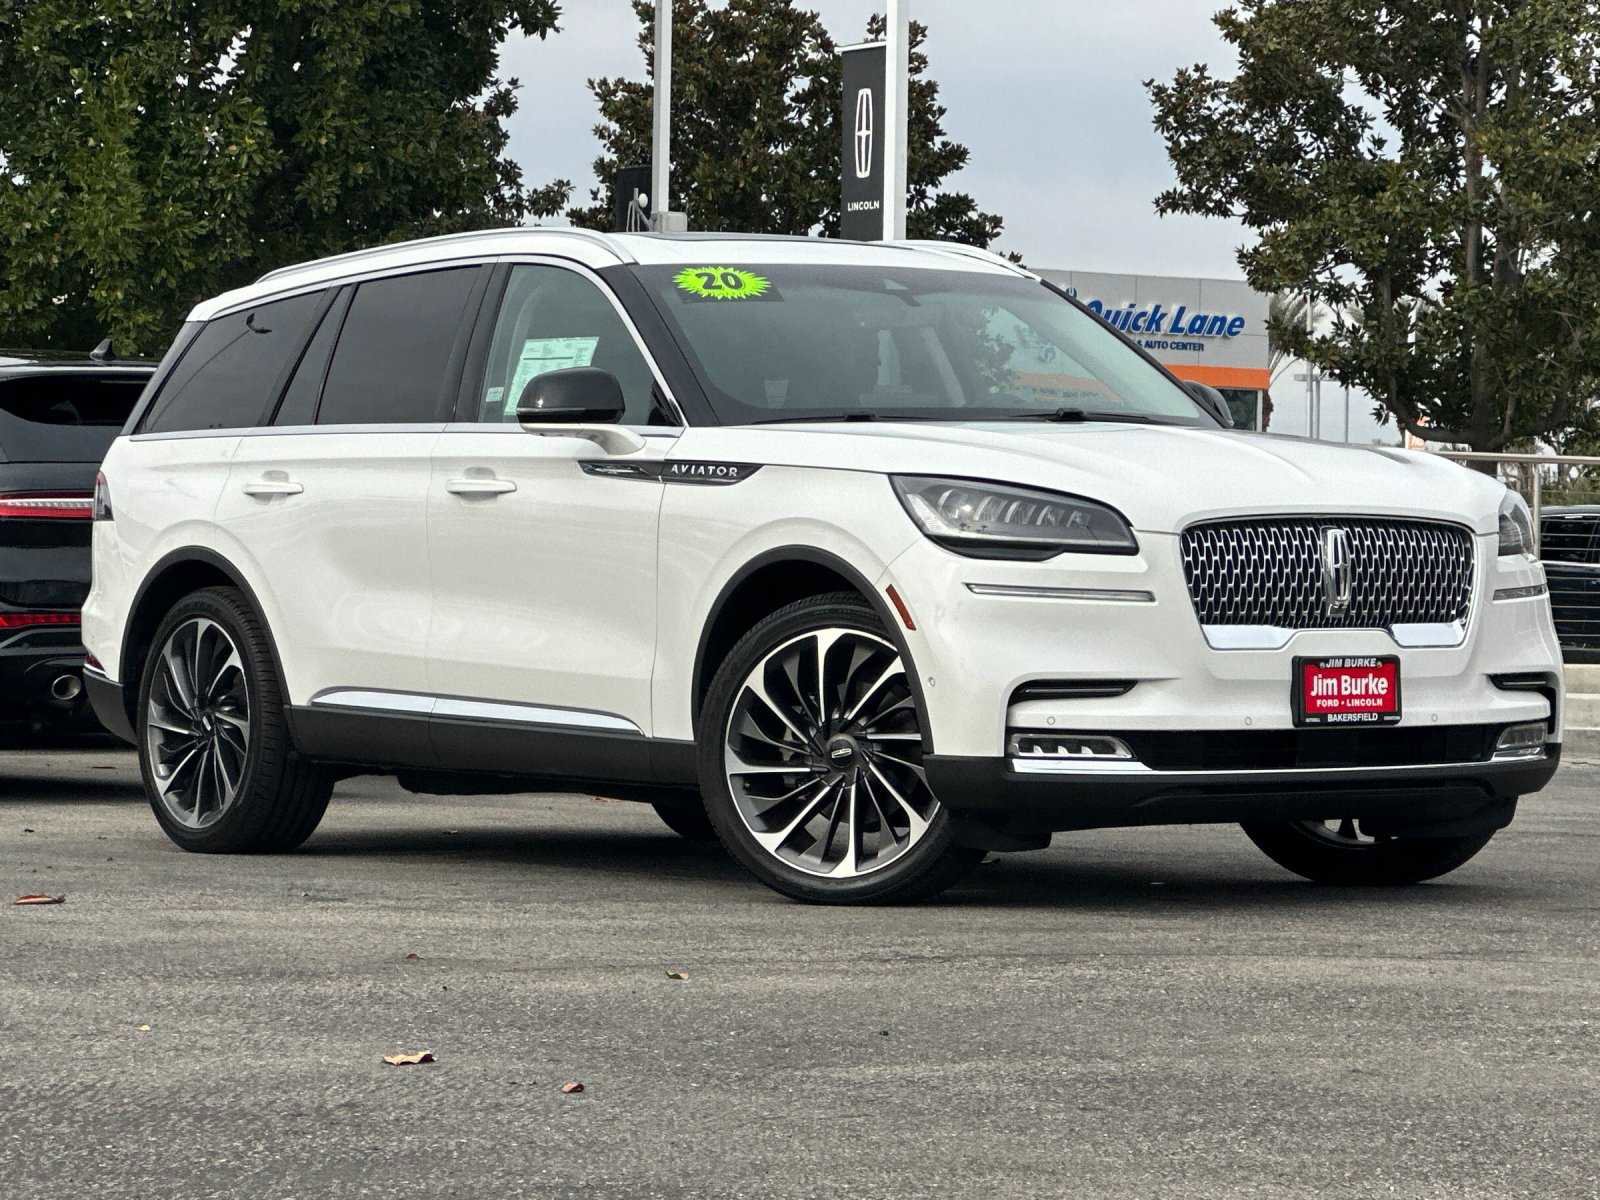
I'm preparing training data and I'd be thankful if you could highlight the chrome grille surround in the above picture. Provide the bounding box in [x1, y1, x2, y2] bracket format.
[1179, 517, 1476, 650]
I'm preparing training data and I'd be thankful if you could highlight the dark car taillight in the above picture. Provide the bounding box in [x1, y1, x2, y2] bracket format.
[92, 472, 113, 522]
[0, 611, 80, 629]
[0, 491, 94, 520]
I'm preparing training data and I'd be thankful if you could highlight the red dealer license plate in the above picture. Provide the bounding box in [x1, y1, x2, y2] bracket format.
[1292, 656, 1401, 727]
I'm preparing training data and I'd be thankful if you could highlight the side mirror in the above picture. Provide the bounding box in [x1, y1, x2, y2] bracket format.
[516, 367, 644, 455]
[1184, 380, 1234, 428]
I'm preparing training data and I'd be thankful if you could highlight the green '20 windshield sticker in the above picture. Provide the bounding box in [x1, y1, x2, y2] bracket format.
[674, 266, 773, 301]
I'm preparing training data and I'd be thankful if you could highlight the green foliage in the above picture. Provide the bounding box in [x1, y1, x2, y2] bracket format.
[570, 0, 1005, 247]
[1149, 1, 1600, 451]
[0, 0, 571, 355]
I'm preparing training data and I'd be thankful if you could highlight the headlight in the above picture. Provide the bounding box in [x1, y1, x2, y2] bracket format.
[891, 476, 1138, 559]
[1498, 490, 1536, 559]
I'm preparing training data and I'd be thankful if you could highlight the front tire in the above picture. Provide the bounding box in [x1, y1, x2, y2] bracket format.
[137, 587, 333, 853]
[1241, 817, 1496, 885]
[697, 592, 982, 904]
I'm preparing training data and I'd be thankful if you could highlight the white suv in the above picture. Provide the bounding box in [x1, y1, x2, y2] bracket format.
[82, 230, 1562, 903]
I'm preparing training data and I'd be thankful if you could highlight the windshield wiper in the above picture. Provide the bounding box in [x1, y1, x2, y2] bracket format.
[993, 408, 1169, 425]
[746, 412, 882, 425]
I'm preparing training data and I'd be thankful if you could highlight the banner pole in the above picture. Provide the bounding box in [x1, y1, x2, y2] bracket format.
[652, 2, 672, 227]
[883, 0, 909, 240]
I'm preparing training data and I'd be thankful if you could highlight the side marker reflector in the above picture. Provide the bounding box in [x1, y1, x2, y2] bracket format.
[885, 584, 916, 631]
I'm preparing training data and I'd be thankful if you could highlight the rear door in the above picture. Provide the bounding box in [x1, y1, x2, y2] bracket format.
[213, 267, 489, 746]
[426, 260, 678, 773]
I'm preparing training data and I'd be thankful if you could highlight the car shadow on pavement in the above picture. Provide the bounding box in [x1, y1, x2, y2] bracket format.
[299, 826, 754, 883]
[0, 774, 141, 801]
[296, 825, 1520, 910]
[942, 854, 1518, 911]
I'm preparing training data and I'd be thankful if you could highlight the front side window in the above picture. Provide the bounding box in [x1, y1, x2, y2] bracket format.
[142, 292, 324, 433]
[317, 268, 478, 425]
[476, 265, 664, 424]
[633, 264, 1214, 427]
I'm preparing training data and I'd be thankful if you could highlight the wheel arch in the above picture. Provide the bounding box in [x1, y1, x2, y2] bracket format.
[688, 545, 932, 750]
[118, 547, 287, 731]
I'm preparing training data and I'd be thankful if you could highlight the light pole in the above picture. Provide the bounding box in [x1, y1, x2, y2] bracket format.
[651, 2, 671, 226]
[882, 0, 909, 241]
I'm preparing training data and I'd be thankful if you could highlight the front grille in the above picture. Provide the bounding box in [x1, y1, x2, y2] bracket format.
[1180, 517, 1474, 631]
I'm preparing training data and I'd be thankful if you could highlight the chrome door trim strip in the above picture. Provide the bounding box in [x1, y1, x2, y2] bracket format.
[309, 688, 642, 734]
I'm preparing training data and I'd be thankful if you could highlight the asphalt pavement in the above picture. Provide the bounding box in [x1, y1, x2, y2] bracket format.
[2, 741, 1597, 1199]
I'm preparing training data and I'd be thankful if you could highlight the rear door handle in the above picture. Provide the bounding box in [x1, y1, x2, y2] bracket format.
[445, 478, 517, 497]
[242, 480, 304, 497]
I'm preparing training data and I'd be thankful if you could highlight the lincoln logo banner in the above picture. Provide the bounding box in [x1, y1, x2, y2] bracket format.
[840, 41, 887, 239]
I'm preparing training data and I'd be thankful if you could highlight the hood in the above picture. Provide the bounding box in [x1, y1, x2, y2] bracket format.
[674, 422, 1506, 535]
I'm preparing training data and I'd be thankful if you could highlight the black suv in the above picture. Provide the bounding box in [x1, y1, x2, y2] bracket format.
[0, 350, 152, 731]
[1540, 505, 1600, 660]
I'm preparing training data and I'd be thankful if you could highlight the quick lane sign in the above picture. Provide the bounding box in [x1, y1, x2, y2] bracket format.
[840, 41, 887, 241]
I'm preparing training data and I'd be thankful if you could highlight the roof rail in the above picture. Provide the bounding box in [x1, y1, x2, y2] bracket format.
[887, 239, 1035, 278]
[254, 226, 633, 284]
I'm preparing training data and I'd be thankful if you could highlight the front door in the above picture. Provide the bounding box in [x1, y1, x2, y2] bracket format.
[427, 262, 678, 767]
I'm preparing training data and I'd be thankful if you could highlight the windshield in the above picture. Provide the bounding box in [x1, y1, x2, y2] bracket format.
[635, 264, 1213, 426]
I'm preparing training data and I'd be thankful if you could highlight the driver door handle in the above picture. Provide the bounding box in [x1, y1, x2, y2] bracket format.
[445, 478, 517, 497]
[242, 479, 304, 497]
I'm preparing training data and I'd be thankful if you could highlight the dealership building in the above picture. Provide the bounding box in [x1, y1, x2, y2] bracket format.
[1036, 270, 1272, 431]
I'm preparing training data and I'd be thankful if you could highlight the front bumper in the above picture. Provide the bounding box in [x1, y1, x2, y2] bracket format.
[927, 744, 1559, 834]
[882, 529, 1563, 758]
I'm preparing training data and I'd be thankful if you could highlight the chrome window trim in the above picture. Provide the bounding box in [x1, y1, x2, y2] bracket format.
[129, 422, 450, 442]
[308, 688, 642, 734]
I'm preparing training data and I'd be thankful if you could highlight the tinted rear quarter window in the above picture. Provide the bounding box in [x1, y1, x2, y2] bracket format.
[316, 268, 479, 425]
[142, 292, 324, 433]
[0, 373, 148, 462]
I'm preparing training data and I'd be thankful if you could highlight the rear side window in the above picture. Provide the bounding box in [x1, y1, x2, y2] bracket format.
[0, 373, 147, 462]
[316, 268, 478, 425]
[142, 292, 324, 433]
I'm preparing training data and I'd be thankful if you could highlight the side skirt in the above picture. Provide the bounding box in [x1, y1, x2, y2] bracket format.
[285, 704, 699, 797]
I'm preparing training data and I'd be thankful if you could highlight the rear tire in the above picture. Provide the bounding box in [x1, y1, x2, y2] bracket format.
[697, 592, 982, 904]
[1241, 818, 1495, 885]
[137, 587, 333, 853]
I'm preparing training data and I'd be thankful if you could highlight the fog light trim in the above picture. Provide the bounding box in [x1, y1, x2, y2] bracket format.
[1492, 721, 1548, 760]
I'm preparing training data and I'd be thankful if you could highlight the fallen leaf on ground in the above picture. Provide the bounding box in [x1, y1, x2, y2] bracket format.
[404, 952, 420, 961]
[665, 968, 688, 980]
[382, 1052, 435, 1066]
[13, 894, 65, 906]
[561, 1081, 585, 1094]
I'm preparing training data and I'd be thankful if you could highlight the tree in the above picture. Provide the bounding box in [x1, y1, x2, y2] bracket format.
[570, 0, 1005, 247]
[0, 1, 572, 355]
[1148, 1, 1600, 453]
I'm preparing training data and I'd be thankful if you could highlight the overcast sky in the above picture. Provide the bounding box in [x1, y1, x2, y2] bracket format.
[499, 2, 1394, 442]
[501, 0, 1252, 275]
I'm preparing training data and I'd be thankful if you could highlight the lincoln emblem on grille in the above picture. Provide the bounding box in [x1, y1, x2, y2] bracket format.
[1320, 526, 1354, 616]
